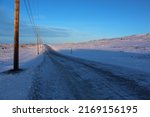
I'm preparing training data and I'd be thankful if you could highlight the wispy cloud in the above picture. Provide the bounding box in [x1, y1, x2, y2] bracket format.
[0, 6, 91, 43]
[0, 14, 73, 43]
[39, 26, 72, 38]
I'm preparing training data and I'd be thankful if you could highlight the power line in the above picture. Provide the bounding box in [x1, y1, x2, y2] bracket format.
[23, 0, 37, 35]
[35, 0, 43, 53]
[23, 0, 40, 54]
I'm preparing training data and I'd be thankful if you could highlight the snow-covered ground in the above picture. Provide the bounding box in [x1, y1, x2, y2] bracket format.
[48, 33, 150, 100]
[0, 44, 38, 72]
[0, 44, 44, 99]
[59, 49, 150, 73]
[0, 33, 150, 100]
[52, 33, 150, 53]
[51, 33, 150, 73]
[31, 45, 150, 99]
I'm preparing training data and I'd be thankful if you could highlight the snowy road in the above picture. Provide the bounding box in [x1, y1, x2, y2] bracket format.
[28, 45, 150, 100]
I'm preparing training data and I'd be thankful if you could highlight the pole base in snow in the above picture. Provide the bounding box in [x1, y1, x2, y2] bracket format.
[1, 69, 24, 75]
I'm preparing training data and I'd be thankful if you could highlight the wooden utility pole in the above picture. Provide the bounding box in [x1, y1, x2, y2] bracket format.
[13, 0, 20, 70]
[40, 37, 42, 51]
[37, 33, 39, 55]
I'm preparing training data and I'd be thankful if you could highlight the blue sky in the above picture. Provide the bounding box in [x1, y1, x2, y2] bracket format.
[0, 0, 150, 44]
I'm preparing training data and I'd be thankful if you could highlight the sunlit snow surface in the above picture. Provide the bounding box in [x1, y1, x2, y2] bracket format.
[0, 45, 43, 99]
[52, 34, 150, 73]
[0, 34, 150, 99]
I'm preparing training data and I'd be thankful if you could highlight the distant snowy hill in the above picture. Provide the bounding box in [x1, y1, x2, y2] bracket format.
[52, 33, 150, 73]
[51, 33, 150, 53]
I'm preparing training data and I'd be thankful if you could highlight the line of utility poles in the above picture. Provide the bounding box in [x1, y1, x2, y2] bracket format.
[36, 28, 42, 55]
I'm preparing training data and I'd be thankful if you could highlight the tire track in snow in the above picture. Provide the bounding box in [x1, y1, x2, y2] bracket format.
[28, 45, 150, 99]
[28, 53, 76, 99]
[45, 46, 133, 99]
[45, 45, 150, 99]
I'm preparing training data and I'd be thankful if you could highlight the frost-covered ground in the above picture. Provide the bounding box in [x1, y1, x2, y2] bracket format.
[0, 44, 38, 72]
[31, 45, 150, 100]
[0, 44, 44, 99]
[0, 33, 150, 100]
[51, 33, 150, 73]
[52, 33, 150, 53]
[59, 50, 150, 73]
